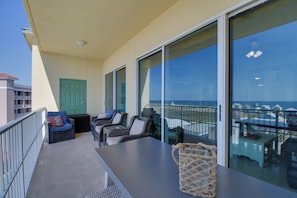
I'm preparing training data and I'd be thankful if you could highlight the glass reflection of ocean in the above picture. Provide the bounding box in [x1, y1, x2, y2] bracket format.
[150, 100, 297, 109]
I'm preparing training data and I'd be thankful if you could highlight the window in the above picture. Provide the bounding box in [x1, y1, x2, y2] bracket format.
[229, 0, 297, 191]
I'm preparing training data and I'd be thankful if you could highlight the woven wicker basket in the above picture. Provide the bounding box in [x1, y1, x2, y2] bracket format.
[172, 142, 217, 198]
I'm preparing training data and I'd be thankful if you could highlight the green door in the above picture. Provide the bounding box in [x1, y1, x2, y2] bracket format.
[60, 79, 86, 115]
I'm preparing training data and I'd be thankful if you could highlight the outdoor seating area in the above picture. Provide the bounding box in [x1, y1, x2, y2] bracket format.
[92, 111, 128, 146]
[105, 115, 152, 145]
[91, 109, 117, 134]
[47, 111, 75, 144]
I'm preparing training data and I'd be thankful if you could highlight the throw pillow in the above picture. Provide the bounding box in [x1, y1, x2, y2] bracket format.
[48, 115, 64, 127]
[130, 119, 145, 135]
[112, 113, 122, 124]
[105, 109, 115, 119]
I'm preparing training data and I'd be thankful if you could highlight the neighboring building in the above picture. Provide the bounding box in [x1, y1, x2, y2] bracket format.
[0, 73, 31, 126]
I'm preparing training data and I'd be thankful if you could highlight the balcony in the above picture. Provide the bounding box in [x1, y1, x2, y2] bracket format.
[1, 106, 297, 197]
[0, 108, 106, 198]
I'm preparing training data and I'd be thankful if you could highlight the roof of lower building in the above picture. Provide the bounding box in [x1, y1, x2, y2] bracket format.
[0, 73, 19, 80]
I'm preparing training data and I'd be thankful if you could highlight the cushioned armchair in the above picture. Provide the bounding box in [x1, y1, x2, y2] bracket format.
[91, 109, 116, 133]
[105, 116, 152, 146]
[92, 112, 127, 146]
[47, 111, 75, 144]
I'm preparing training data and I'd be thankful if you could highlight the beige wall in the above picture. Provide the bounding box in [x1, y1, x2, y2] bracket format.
[31, 44, 103, 116]
[32, 0, 243, 118]
[102, 0, 241, 117]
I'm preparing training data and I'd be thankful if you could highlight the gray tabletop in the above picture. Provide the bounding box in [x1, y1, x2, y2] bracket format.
[95, 137, 296, 198]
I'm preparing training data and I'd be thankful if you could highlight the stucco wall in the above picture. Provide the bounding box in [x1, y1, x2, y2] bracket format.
[32, 0, 244, 118]
[31, 44, 103, 116]
[102, 0, 241, 116]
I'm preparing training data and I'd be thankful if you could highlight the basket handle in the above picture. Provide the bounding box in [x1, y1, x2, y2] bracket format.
[171, 143, 182, 165]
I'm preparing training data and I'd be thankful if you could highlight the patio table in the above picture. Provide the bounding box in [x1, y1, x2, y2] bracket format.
[95, 137, 296, 198]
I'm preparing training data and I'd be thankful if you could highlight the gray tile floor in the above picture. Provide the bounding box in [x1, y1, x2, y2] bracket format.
[26, 132, 105, 198]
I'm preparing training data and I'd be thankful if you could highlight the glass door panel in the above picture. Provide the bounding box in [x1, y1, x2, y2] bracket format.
[164, 22, 218, 145]
[116, 68, 126, 112]
[138, 51, 162, 140]
[229, 0, 297, 192]
[105, 72, 113, 111]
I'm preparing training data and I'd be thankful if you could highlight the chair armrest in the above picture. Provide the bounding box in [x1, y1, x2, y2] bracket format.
[95, 119, 111, 126]
[68, 118, 75, 125]
[101, 123, 122, 129]
[96, 123, 122, 134]
[120, 134, 150, 142]
[47, 122, 53, 128]
[108, 128, 130, 137]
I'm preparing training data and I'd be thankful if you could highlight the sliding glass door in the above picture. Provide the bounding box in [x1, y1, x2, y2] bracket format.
[164, 22, 218, 145]
[229, 0, 297, 191]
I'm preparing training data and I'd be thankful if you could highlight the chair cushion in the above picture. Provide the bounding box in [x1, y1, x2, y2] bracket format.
[95, 125, 104, 133]
[48, 115, 64, 127]
[97, 113, 106, 119]
[107, 136, 125, 145]
[106, 109, 115, 119]
[130, 119, 145, 135]
[112, 113, 122, 124]
[50, 123, 73, 132]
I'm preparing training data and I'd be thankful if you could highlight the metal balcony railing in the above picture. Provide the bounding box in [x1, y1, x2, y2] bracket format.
[232, 108, 297, 154]
[144, 103, 217, 145]
[0, 108, 47, 198]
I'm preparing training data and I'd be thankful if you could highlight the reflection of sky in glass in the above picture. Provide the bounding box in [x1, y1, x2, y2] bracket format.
[148, 18, 297, 108]
[150, 65, 161, 100]
[150, 45, 217, 101]
[233, 20, 297, 102]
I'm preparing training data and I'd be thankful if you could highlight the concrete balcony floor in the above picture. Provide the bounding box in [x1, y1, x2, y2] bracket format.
[26, 132, 105, 198]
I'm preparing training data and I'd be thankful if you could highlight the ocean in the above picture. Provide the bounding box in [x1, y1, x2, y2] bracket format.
[150, 100, 297, 110]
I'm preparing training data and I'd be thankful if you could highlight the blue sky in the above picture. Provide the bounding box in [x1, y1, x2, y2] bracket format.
[149, 19, 297, 104]
[0, 1, 31, 86]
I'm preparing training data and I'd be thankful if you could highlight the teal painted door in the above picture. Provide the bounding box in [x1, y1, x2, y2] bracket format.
[60, 79, 86, 115]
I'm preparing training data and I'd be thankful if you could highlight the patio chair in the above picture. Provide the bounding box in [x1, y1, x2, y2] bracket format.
[105, 115, 152, 146]
[47, 111, 75, 144]
[92, 112, 127, 146]
[91, 109, 116, 134]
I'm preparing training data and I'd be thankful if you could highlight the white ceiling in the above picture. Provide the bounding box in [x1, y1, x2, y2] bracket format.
[23, 0, 179, 61]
